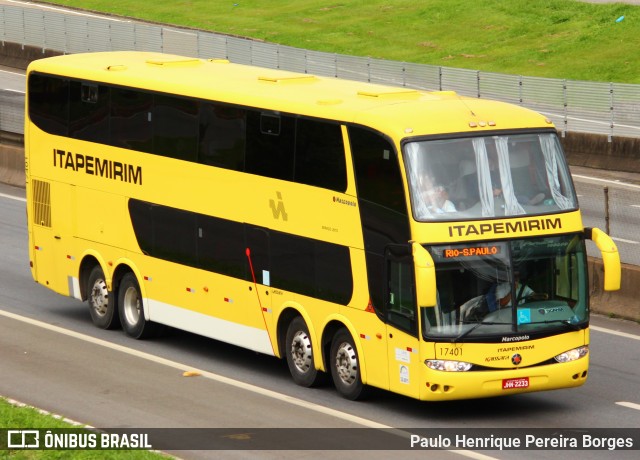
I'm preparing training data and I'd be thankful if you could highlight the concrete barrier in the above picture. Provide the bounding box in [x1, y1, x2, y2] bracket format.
[589, 258, 639, 321]
[562, 132, 640, 174]
[0, 42, 62, 70]
[0, 133, 24, 188]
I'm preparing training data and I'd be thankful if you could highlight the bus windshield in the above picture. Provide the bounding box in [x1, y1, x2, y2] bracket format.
[404, 132, 578, 220]
[421, 234, 587, 340]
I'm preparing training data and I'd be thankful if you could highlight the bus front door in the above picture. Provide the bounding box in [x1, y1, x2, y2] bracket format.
[385, 246, 422, 397]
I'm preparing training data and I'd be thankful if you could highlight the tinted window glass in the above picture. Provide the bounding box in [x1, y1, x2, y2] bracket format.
[128, 199, 353, 304]
[314, 240, 353, 305]
[152, 206, 198, 266]
[197, 214, 247, 279]
[111, 88, 153, 152]
[28, 73, 69, 136]
[154, 94, 199, 161]
[69, 81, 110, 144]
[199, 103, 246, 170]
[386, 246, 417, 335]
[349, 126, 406, 213]
[245, 111, 295, 180]
[245, 226, 271, 285]
[270, 232, 315, 294]
[294, 119, 346, 192]
[128, 200, 153, 255]
[349, 126, 410, 314]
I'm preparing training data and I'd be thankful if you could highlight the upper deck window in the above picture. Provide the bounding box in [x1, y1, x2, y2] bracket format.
[404, 133, 577, 221]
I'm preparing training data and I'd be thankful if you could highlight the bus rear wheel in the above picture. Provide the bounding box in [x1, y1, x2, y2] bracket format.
[285, 316, 324, 387]
[330, 329, 366, 400]
[118, 272, 158, 339]
[87, 265, 119, 330]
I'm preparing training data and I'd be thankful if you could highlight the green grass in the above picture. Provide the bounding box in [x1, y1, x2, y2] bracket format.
[43, 0, 640, 83]
[0, 398, 166, 459]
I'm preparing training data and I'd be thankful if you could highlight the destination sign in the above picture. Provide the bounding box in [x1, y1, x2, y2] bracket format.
[442, 245, 502, 258]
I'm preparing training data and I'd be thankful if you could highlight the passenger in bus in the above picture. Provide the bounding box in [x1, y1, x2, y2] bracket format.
[488, 152, 505, 198]
[510, 142, 548, 205]
[419, 176, 456, 215]
[450, 160, 477, 210]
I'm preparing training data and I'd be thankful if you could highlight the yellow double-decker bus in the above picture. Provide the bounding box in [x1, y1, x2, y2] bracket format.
[25, 51, 620, 401]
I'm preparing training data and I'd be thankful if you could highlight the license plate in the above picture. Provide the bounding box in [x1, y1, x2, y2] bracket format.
[502, 377, 529, 390]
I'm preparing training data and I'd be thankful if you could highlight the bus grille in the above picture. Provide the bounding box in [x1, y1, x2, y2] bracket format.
[32, 179, 52, 227]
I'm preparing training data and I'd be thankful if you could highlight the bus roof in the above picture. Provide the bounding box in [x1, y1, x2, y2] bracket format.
[28, 51, 553, 140]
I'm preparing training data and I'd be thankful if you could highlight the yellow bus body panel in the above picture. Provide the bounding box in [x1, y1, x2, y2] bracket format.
[24, 51, 595, 401]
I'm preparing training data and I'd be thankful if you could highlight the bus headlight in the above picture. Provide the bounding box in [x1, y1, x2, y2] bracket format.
[554, 346, 588, 363]
[425, 359, 473, 372]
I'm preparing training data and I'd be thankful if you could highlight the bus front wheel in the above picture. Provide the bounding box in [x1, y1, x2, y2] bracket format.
[118, 273, 158, 339]
[330, 329, 366, 400]
[87, 265, 119, 330]
[285, 316, 324, 387]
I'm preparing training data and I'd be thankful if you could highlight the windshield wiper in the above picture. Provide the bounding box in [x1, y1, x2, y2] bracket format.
[453, 321, 511, 343]
[525, 319, 582, 331]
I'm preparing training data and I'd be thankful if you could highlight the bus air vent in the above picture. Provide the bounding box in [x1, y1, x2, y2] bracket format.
[430, 90, 458, 98]
[258, 74, 317, 84]
[32, 180, 52, 228]
[357, 89, 419, 99]
[146, 58, 202, 67]
[106, 65, 127, 72]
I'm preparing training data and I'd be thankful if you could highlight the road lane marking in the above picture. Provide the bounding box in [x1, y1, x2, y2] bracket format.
[0, 192, 26, 202]
[611, 237, 639, 245]
[0, 308, 496, 459]
[572, 173, 640, 190]
[0, 69, 24, 75]
[591, 325, 640, 341]
[615, 402, 640, 411]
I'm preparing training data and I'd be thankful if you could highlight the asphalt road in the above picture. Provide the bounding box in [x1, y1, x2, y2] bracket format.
[1, 183, 640, 460]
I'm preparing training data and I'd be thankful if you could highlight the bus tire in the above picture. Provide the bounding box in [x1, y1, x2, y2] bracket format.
[118, 272, 157, 339]
[87, 265, 119, 330]
[330, 329, 366, 400]
[285, 316, 324, 387]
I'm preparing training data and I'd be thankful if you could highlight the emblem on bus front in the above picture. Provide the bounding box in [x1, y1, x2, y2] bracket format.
[511, 354, 523, 366]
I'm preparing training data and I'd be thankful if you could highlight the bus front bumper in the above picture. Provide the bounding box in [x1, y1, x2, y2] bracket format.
[419, 357, 589, 401]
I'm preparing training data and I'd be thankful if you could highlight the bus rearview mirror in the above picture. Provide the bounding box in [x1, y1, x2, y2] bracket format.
[412, 242, 437, 307]
[586, 227, 621, 291]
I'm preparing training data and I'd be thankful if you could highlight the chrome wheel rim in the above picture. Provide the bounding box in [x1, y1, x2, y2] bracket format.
[290, 330, 313, 374]
[335, 341, 358, 386]
[123, 286, 141, 326]
[90, 279, 109, 317]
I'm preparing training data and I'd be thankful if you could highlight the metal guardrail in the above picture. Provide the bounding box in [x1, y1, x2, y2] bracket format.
[1, 4, 639, 267]
[1, 4, 640, 139]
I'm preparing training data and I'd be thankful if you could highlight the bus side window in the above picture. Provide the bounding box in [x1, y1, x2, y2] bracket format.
[245, 111, 295, 181]
[349, 126, 410, 317]
[153, 94, 199, 162]
[28, 73, 69, 136]
[110, 88, 153, 153]
[294, 118, 347, 192]
[349, 127, 406, 214]
[199, 102, 246, 171]
[69, 81, 110, 145]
